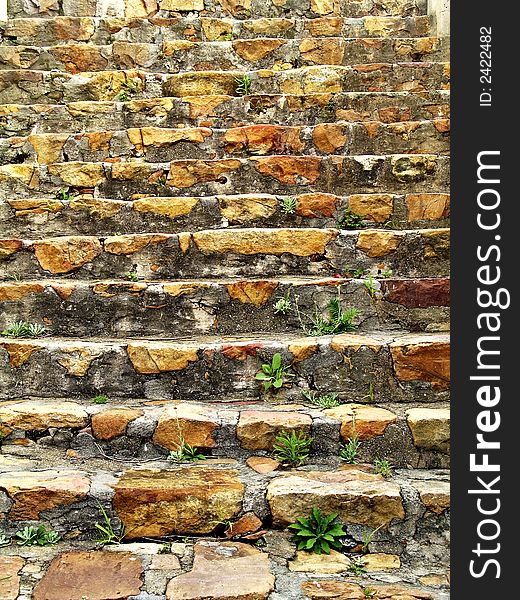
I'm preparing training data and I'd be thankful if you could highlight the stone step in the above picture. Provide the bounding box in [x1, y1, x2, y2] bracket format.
[0, 120, 450, 167]
[0, 332, 449, 402]
[0, 398, 450, 468]
[0, 91, 451, 137]
[0, 455, 448, 570]
[0, 191, 450, 237]
[0, 15, 435, 46]
[7, 0, 428, 21]
[0, 63, 450, 104]
[0, 155, 450, 200]
[0, 540, 449, 600]
[0, 276, 450, 337]
[0, 37, 449, 74]
[0, 228, 450, 280]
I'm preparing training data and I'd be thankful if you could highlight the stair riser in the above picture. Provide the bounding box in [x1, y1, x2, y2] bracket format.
[0, 278, 450, 337]
[1, 16, 434, 46]
[0, 401, 450, 468]
[0, 156, 450, 200]
[7, 0, 427, 20]
[0, 335, 450, 403]
[0, 39, 449, 74]
[0, 92, 451, 137]
[0, 229, 450, 279]
[0, 64, 450, 105]
[0, 192, 451, 237]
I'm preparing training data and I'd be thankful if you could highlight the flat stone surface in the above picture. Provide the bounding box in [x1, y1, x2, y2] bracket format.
[413, 479, 450, 514]
[113, 468, 244, 538]
[0, 401, 88, 432]
[32, 551, 143, 600]
[153, 403, 219, 451]
[92, 408, 144, 440]
[302, 580, 433, 599]
[237, 410, 312, 450]
[324, 404, 397, 441]
[0, 470, 90, 520]
[166, 542, 275, 600]
[406, 408, 450, 452]
[363, 553, 401, 571]
[245, 456, 280, 474]
[0, 556, 24, 600]
[267, 469, 404, 529]
[289, 549, 351, 574]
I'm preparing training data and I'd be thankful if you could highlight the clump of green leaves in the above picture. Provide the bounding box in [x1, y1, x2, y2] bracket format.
[255, 353, 293, 391]
[92, 395, 109, 405]
[348, 555, 367, 575]
[273, 429, 313, 467]
[125, 270, 139, 282]
[15, 525, 60, 546]
[338, 209, 366, 230]
[273, 290, 292, 315]
[374, 458, 393, 478]
[381, 269, 393, 278]
[363, 587, 376, 598]
[304, 296, 358, 336]
[343, 267, 365, 279]
[235, 75, 252, 96]
[289, 508, 346, 555]
[0, 533, 10, 547]
[280, 196, 298, 215]
[55, 188, 72, 201]
[362, 524, 384, 554]
[340, 436, 360, 464]
[363, 276, 378, 298]
[302, 390, 340, 409]
[1, 321, 46, 338]
[116, 81, 136, 102]
[219, 32, 234, 41]
[95, 502, 125, 545]
[168, 441, 206, 463]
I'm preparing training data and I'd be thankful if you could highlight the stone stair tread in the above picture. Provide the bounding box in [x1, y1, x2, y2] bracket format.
[0, 37, 448, 74]
[0, 275, 450, 337]
[0, 396, 450, 468]
[7, 0, 428, 20]
[0, 119, 450, 166]
[0, 540, 449, 599]
[0, 63, 450, 104]
[0, 227, 450, 280]
[0, 91, 450, 137]
[0, 155, 450, 201]
[0, 16, 435, 46]
[0, 331, 450, 403]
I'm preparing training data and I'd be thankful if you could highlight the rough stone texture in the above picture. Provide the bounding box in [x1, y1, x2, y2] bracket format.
[324, 404, 397, 441]
[127, 342, 199, 373]
[92, 408, 144, 440]
[166, 542, 275, 600]
[289, 550, 351, 573]
[32, 236, 102, 273]
[302, 580, 433, 599]
[32, 551, 143, 600]
[0, 401, 88, 432]
[245, 456, 280, 474]
[390, 337, 450, 388]
[0, 556, 24, 600]
[413, 479, 450, 514]
[237, 410, 312, 450]
[363, 553, 401, 571]
[406, 408, 450, 452]
[153, 403, 219, 450]
[267, 469, 405, 528]
[113, 468, 244, 538]
[0, 470, 90, 520]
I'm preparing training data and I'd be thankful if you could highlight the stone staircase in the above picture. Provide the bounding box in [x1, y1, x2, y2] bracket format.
[0, 0, 450, 598]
